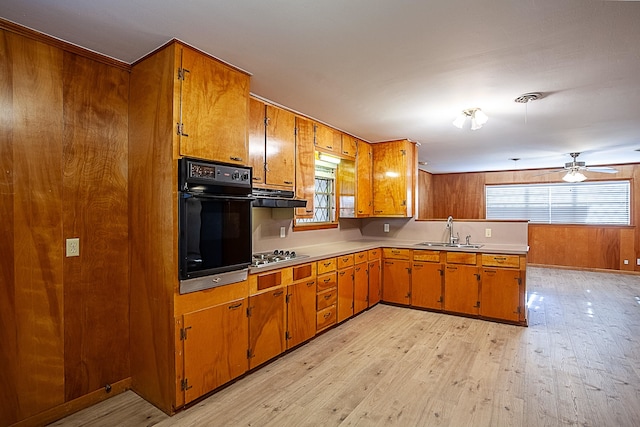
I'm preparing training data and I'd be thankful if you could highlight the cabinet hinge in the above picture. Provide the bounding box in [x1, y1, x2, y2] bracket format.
[177, 67, 190, 81]
[438, 269, 444, 276]
[516, 306, 521, 314]
[401, 200, 407, 206]
[246, 307, 253, 317]
[180, 326, 192, 341]
[247, 349, 254, 359]
[517, 277, 522, 286]
[181, 378, 192, 391]
[286, 331, 291, 340]
[177, 122, 189, 137]
[400, 149, 406, 156]
[264, 117, 270, 126]
[286, 294, 291, 304]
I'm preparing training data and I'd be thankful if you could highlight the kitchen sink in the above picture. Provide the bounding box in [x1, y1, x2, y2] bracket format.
[417, 242, 483, 249]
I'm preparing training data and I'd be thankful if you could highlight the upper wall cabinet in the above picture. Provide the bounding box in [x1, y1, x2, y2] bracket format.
[178, 44, 250, 165]
[314, 122, 342, 155]
[341, 134, 358, 159]
[249, 98, 296, 190]
[372, 139, 417, 218]
[295, 117, 316, 218]
[356, 140, 373, 217]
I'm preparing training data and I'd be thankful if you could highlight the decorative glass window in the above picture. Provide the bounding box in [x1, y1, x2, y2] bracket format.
[296, 165, 336, 225]
[485, 181, 630, 225]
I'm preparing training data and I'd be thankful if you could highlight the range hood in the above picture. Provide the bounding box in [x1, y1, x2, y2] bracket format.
[251, 188, 307, 208]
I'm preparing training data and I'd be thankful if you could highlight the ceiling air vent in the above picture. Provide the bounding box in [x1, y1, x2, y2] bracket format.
[514, 92, 542, 103]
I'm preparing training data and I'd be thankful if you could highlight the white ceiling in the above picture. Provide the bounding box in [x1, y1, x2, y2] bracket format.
[3, 0, 640, 173]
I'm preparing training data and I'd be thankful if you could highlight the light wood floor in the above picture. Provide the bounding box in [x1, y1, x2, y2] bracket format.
[50, 267, 640, 427]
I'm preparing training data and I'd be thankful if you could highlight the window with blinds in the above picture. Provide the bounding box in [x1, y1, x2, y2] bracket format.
[485, 181, 630, 225]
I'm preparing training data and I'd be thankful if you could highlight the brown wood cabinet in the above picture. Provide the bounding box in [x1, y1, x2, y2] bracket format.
[295, 117, 316, 218]
[248, 289, 286, 370]
[341, 134, 358, 158]
[286, 263, 317, 348]
[314, 122, 342, 154]
[480, 268, 521, 323]
[368, 249, 382, 306]
[178, 44, 250, 164]
[411, 261, 444, 310]
[249, 98, 296, 189]
[443, 264, 480, 316]
[180, 299, 248, 405]
[353, 251, 370, 314]
[337, 266, 355, 323]
[372, 139, 416, 217]
[316, 258, 338, 332]
[382, 248, 412, 305]
[356, 141, 373, 217]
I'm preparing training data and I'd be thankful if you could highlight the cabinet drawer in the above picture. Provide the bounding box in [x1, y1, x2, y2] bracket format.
[383, 248, 411, 260]
[413, 250, 440, 262]
[446, 252, 477, 265]
[317, 258, 337, 275]
[482, 254, 520, 269]
[316, 305, 337, 332]
[337, 254, 354, 269]
[354, 251, 368, 264]
[368, 248, 381, 260]
[317, 288, 337, 310]
[293, 262, 316, 282]
[317, 272, 337, 291]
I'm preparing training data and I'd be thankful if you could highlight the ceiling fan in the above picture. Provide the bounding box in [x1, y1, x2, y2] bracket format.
[555, 152, 618, 182]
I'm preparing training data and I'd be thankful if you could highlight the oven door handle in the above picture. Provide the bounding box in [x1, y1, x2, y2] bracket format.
[181, 192, 256, 201]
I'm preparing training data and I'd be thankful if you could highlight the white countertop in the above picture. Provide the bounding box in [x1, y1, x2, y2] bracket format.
[249, 239, 529, 273]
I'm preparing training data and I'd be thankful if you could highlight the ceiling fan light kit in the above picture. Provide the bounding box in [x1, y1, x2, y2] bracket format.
[453, 108, 488, 130]
[562, 170, 587, 182]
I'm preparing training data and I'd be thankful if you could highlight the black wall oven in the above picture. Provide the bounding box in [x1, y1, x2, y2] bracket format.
[178, 158, 253, 294]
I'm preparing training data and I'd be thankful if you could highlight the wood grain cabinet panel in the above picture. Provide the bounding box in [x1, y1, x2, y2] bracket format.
[337, 267, 355, 322]
[316, 305, 337, 332]
[480, 268, 521, 323]
[180, 299, 248, 405]
[353, 262, 369, 314]
[179, 45, 249, 164]
[248, 290, 286, 370]
[314, 122, 341, 154]
[372, 139, 416, 217]
[444, 264, 480, 316]
[248, 98, 266, 185]
[286, 279, 317, 349]
[265, 105, 296, 188]
[411, 262, 444, 311]
[356, 141, 373, 217]
[295, 117, 315, 218]
[368, 259, 382, 306]
[317, 258, 337, 275]
[382, 260, 411, 305]
[341, 134, 357, 158]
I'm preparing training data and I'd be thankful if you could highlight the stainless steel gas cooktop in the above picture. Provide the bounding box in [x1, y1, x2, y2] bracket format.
[251, 250, 308, 268]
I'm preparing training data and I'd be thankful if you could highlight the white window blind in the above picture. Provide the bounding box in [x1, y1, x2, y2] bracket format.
[485, 181, 630, 225]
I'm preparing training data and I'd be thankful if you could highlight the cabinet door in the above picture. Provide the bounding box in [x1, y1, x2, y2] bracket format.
[266, 105, 295, 189]
[337, 267, 355, 323]
[372, 140, 415, 217]
[444, 265, 479, 315]
[480, 268, 521, 322]
[295, 117, 315, 218]
[354, 263, 369, 314]
[179, 46, 249, 164]
[338, 158, 356, 218]
[341, 135, 357, 158]
[248, 98, 266, 185]
[368, 259, 381, 306]
[382, 260, 411, 305]
[287, 280, 317, 349]
[412, 262, 443, 310]
[248, 290, 286, 370]
[356, 141, 373, 217]
[315, 122, 341, 154]
[182, 299, 248, 404]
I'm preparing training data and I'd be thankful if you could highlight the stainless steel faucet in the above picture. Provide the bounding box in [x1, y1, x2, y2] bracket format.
[446, 216, 458, 245]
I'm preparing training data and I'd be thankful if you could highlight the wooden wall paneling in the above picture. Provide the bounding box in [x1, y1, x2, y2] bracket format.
[3, 32, 66, 422]
[417, 169, 432, 219]
[61, 52, 130, 401]
[0, 28, 19, 426]
[619, 228, 635, 271]
[431, 173, 485, 219]
[588, 228, 619, 270]
[129, 43, 179, 414]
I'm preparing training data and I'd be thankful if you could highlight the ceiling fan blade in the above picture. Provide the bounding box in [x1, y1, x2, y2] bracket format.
[533, 169, 565, 176]
[585, 167, 618, 174]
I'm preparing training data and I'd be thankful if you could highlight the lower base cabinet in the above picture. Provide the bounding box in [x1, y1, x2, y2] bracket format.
[353, 262, 369, 314]
[443, 264, 480, 315]
[248, 290, 286, 370]
[411, 262, 443, 310]
[480, 268, 522, 322]
[337, 267, 355, 322]
[286, 279, 317, 348]
[180, 299, 248, 404]
[382, 259, 411, 304]
[368, 258, 381, 306]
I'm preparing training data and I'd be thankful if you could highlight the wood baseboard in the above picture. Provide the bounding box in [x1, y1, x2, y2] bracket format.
[529, 263, 640, 275]
[11, 378, 132, 427]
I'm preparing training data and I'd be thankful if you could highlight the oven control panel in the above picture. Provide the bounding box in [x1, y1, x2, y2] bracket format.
[180, 158, 252, 192]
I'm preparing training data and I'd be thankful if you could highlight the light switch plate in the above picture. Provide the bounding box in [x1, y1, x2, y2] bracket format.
[384, 223, 390, 233]
[280, 226, 286, 238]
[485, 228, 492, 238]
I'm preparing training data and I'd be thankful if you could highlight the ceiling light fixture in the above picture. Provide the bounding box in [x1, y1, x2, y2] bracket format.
[453, 108, 488, 130]
[318, 153, 341, 164]
[562, 170, 587, 183]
